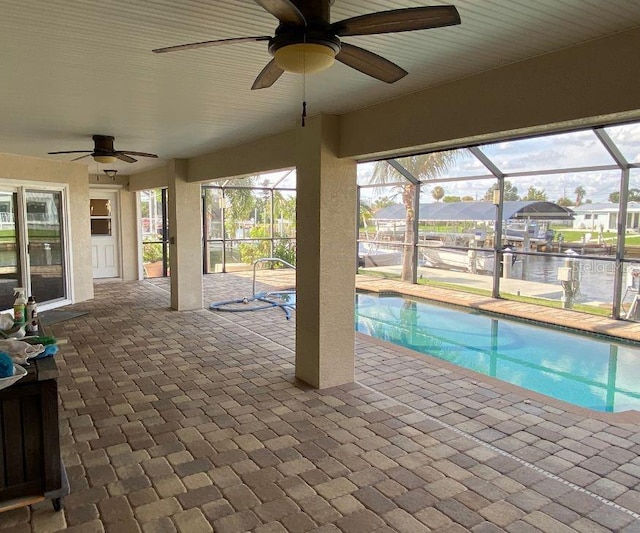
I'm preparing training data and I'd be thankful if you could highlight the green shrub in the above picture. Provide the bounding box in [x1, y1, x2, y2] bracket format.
[143, 242, 163, 263]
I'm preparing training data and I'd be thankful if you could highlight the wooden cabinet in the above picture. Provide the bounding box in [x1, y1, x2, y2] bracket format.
[0, 357, 67, 512]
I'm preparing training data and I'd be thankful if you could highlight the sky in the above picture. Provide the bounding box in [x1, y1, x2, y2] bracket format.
[358, 123, 640, 206]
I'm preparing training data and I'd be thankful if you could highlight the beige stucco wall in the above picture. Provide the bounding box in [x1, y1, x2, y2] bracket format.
[119, 188, 139, 281]
[0, 153, 93, 303]
[128, 166, 168, 192]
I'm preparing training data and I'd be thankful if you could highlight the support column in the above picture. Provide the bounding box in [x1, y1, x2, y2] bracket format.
[167, 159, 203, 310]
[295, 115, 356, 389]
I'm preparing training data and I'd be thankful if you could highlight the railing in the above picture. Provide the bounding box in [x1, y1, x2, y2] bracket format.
[252, 257, 296, 297]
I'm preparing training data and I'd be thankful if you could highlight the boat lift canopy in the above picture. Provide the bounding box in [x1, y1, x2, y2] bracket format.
[374, 201, 574, 222]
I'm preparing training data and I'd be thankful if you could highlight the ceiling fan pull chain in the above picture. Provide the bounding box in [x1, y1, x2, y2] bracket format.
[301, 31, 307, 127]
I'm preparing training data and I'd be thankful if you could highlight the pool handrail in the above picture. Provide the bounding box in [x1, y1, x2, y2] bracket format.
[252, 258, 296, 297]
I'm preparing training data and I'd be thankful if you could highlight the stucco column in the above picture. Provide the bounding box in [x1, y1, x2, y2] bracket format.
[295, 115, 356, 388]
[167, 159, 203, 310]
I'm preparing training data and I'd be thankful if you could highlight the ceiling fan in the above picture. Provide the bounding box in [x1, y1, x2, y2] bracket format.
[47, 135, 159, 164]
[153, 0, 461, 90]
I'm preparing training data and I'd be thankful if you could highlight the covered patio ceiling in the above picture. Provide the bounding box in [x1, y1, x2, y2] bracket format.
[1, 1, 640, 176]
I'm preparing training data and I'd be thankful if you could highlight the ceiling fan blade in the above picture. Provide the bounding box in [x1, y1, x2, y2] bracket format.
[115, 153, 137, 163]
[336, 43, 407, 83]
[153, 36, 271, 54]
[251, 60, 285, 90]
[332, 6, 460, 37]
[70, 154, 93, 161]
[48, 150, 92, 155]
[254, 0, 306, 25]
[119, 151, 159, 158]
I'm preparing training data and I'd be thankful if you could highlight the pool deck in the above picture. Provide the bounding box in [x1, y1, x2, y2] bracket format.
[5, 273, 640, 532]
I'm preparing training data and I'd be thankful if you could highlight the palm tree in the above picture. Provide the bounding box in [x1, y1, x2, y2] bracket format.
[432, 186, 445, 202]
[372, 153, 457, 281]
[574, 185, 586, 206]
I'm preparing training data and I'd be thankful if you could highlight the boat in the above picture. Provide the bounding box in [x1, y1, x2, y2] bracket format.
[421, 243, 494, 273]
[358, 242, 402, 268]
[504, 221, 551, 245]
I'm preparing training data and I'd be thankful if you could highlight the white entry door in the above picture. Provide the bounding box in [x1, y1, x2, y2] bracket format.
[90, 190, 120, 278]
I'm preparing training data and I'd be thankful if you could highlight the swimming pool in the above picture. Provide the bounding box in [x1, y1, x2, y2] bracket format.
[355, 293, 640, 413]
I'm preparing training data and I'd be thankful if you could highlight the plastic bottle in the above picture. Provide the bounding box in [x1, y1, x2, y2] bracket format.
[26, 295, 38, 334]
[13, 288, 26, 326]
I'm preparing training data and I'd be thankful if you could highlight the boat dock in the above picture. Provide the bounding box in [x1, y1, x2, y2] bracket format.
[366, 264, 614, 309]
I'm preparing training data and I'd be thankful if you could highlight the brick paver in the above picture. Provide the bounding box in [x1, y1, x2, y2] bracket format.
[5, 273, 639, 532]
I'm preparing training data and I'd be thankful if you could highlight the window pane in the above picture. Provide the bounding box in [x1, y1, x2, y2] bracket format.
[274, 191, 296, 238]
[621, 261, 640, 322]
[90, 199, 111, 217]
[0, 192, 20, 310]
[478, 130, 617, 173]
[275, 170, 296, 189]
[224, 240, 271, 271]
[604, 123, 640, 164]
[91, 219, 111, 236]
[204, 188, 223, 239]
[624, 169, 640, 255]
[205, 241, 224, 273]
[358, 161, 410, 186]
[413, 149, 492, 179]
[223, 188, 256, 239]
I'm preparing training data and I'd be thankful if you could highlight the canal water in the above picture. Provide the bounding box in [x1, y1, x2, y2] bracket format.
[511, 254, 619, 304]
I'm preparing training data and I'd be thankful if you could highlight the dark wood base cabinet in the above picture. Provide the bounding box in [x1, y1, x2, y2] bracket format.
[0, 357, 67, 512]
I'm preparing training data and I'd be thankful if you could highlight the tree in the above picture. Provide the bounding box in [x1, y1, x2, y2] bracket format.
[462, 195, 474, 201]
[443, 195, 462, 203]
[608, 189, 640, 203]
[372, 153, 457, 281]
[224, 186, 256, 239]
[522, 186, 547, 201]
[373, 196, 395, 210]
[574, 186, 586, 206]
[557, 197, 574, 207]
[359, 200, 373, 229]
[483, 180, 519, 202]
[273, 191, 296, 236]
[432, 186, 445, 202]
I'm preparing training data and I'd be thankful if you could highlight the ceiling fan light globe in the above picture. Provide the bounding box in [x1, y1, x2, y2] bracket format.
[274, 43, 336, 74]
[93, 154, 116, 164]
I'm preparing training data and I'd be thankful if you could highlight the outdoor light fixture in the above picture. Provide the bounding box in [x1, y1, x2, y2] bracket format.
[103, 169, 118, 180]
[93, 154, 117, 164]
[273, 42, 338, 74]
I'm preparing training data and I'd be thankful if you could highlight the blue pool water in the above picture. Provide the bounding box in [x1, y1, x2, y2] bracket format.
[355, 293, 640, 412]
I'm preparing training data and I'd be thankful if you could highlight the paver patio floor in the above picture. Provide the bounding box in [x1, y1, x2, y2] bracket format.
[1, 273, 639, 532]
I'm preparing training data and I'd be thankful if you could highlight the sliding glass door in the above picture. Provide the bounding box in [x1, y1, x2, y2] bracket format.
[26, 190, 65, 302]
[0, 192, 21, 310]
[0, 186, 68, 311]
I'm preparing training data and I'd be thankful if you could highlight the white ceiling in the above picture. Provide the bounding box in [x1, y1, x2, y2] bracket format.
[2, 0, 640, 176]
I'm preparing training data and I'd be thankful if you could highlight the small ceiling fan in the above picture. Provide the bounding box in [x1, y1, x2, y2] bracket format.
[48, 135, 159, 164]
[153, 0, 460, 90]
